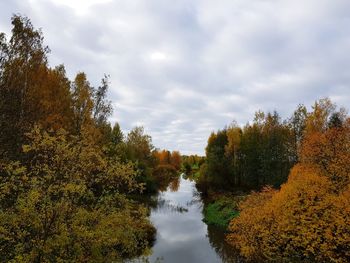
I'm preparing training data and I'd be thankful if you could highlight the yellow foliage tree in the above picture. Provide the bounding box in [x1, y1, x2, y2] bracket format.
[0, 127, 155, 262]
[228, 164, 350, 262]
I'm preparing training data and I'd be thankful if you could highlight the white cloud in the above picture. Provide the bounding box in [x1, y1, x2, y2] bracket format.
[50, 0, 112, 15]
[1, 0, 350, 154]
[149, 51, 168, 61]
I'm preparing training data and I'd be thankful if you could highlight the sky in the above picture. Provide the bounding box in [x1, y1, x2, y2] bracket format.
[1, 0, 350, 155]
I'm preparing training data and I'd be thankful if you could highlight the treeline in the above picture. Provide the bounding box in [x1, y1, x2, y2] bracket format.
[0, 15, 179, 262]
[182, 154, 205, 175]
[198, 101, 343, 191]
[110, 126, 182, 193]
[227, 99, 350, 262]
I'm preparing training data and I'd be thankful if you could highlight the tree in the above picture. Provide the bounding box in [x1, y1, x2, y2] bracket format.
[240, 122, 262, 188]
[288, 104, 307, 163]
[203, 129, 231, 189]
[92, 75, 112, 127]
[111, 122, 124, 145]
[225, 122, 242, 186]
[37, 65, 74, 131]
[260, 111, 292, 187]
[0, 126, 155, 262]
[170, 151, 182, 170]
[305, 97, 335, 134]
[227, 186, 277, 261]
[0, 15, 49, 159]
[126, 126, 154, 165]
[301, 117, 350, 191]
[155, 149, 172, 165]
[71, 72, 94, 136]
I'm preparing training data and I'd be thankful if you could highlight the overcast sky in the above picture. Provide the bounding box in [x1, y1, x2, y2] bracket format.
[1, 0, 350, 155]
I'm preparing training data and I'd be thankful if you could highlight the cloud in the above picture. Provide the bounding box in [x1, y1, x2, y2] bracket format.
[1, 0, 350, 154]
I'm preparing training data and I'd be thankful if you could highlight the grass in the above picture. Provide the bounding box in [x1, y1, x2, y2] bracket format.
[203, 196, 240, 228]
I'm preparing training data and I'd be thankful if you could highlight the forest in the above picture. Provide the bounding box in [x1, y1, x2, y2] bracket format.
[1, 15, 349, 263]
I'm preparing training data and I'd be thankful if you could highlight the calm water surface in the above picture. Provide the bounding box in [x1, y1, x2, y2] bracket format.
[137, 175, 240, 263]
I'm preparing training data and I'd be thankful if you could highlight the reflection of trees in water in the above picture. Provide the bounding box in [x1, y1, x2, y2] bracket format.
[185, 198, 201, 207]
[182, 172, 197, 182]
[157, 173, 180, 192]
[157, 179, 170, 192]
[153, 197, 188, 213]
[129, 255, 164, 263]
[186, 190, 203, 207]
[206, 225, 243, 263]
[169, 176, 180, 192]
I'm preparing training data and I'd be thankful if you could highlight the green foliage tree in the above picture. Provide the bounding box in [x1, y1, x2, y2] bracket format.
[126, 126, 155, 170]
[200, 110, 298, 191]
[288, 104, 307, 162]
[204, 130, 231, 189]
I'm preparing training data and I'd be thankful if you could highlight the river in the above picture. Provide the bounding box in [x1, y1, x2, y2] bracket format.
[135, 174, 241, 263]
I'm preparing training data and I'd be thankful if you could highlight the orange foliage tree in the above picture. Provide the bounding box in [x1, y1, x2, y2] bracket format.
[153, 149, 182, 171]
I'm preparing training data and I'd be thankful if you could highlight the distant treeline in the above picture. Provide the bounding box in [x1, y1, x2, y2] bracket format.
[0, 15, 180, 262]
[182, 154, 205, 174]
[198, 99, 347, 192]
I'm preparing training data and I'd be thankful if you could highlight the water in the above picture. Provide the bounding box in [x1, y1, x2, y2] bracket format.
[139, 175, 240, 263]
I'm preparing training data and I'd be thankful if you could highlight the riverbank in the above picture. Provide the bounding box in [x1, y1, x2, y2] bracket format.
[202, 191, 246, 228]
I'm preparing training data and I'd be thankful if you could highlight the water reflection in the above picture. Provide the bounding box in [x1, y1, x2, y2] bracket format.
[168, 176, 180, 192]
[138, 175, 241, 263]
[154, 197, 188, 213]
[207, 225, 243, 263]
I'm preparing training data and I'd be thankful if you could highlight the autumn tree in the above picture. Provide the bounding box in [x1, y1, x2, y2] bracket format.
[0, 16, 75, 159]
[155, 149, 172, 165]
[71, 72, 94, 136]
[170, 151, 182, 170]
[301, 111, 350, 191]
[37, 65, 74, 131]
[0, 15, 49, 159]
[228, 164, 350, 262]
[0, 127, 155, 262]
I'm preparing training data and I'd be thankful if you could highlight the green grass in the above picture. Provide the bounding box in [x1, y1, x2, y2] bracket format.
[203, 197, 240, 228]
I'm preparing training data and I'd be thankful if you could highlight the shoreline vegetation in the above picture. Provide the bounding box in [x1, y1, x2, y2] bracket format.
[194, 97, 350, 261]
[0, 15, 181, 262]
[1, 15, 349, 262]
